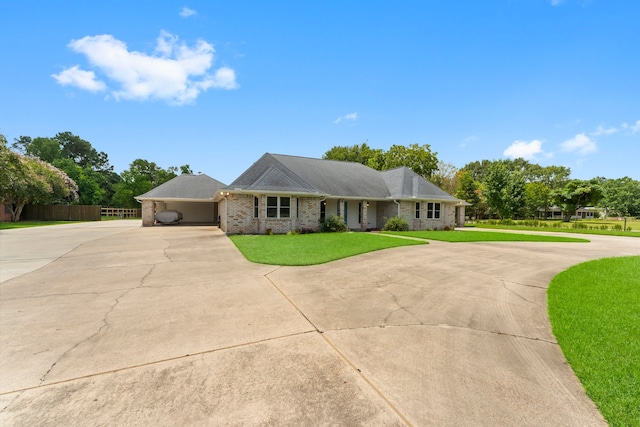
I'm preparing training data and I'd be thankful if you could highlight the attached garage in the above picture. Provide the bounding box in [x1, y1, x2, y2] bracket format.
[136, 174, 227, 227]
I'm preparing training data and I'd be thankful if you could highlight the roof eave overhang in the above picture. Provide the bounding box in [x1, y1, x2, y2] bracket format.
[135, 197, 216, 203]
[221, 189, 328, 197]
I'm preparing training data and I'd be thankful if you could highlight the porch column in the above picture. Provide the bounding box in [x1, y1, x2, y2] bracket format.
[361, 201, 368, 231]
[457, 205, 466, 227]
[142, 200, 154, 227]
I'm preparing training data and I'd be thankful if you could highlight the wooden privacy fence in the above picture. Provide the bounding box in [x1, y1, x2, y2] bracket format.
[22, 205, 102, 221]
[101, 207, 142, 218]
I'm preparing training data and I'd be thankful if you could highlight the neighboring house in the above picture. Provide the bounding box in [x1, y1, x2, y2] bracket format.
[215, 153, 467, 234]
[538, 206, 601, 220]
[137, 174, 227, 226]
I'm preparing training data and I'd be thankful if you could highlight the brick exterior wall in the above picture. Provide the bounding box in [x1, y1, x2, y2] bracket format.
[376, 202, 398, 228]
[297, 197, 322, 231]
[224, 194, 257, 234]
[375, 200, 457, 230]
[223, 195, 324, 234]
[222, 194, 458, 234]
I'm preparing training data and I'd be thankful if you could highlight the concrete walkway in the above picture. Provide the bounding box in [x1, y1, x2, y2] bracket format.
[0, 223, 638, 425]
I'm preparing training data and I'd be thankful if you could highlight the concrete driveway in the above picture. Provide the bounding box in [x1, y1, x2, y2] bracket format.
[1, 222, 638, 426]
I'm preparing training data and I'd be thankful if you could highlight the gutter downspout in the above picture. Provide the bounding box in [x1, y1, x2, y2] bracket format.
[393, 199, 400, 217]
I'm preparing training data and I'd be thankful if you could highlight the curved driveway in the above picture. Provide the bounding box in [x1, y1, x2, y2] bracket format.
[1, 222, 638, 425]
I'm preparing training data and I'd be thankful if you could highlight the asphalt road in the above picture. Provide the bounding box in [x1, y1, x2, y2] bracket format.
[1, 222, 638, 425]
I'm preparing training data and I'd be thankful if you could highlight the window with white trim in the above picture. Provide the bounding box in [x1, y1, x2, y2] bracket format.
[267, 196, 290, 218]
[427, 202, 441, 219]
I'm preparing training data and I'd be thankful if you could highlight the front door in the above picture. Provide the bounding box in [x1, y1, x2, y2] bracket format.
[344, 201, 348, 225]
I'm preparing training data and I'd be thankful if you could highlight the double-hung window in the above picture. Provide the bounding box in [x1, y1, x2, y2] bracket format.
[267, 196, 290, 218]
[427, 202, 441, 219]
[415, 202, 421, 219]
[254, 197, 259, 218]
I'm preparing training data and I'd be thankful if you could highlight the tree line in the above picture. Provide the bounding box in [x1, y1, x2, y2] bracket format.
[322, 143, 640, 223]
[1, 132, 191, 221]
[2, 134, 639, 223]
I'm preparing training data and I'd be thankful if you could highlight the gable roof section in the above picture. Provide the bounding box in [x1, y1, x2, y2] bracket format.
[246, 165, 314, 193]
[136, 174, 226, 201]
[228, 153, 464, 202]
[381, 167, 459, 201]
[229, 153, 390, 198]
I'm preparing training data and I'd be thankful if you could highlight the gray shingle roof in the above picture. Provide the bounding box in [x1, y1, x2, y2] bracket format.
[136, 174, 227, 201]
[230, 153, 390, 198]
[381, 167, 459, 201]
[229, 153, 462, 202]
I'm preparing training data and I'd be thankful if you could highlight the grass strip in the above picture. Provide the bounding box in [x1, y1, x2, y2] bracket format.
[229, 232, 427, 265]
[0, 220, 83, 230]
[471, 223, 638, 238]
[548, 256, 640, 427]
[383, 230, 589, 243]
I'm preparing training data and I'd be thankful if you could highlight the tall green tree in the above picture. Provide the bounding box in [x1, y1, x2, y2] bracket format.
[382, 144, 439, 178]
[322, 142, 382, 166]
[552, 179, 602, 222]
[455, 170, 481, 217]
[112, 159, 191, 208]
[599, 177, 640, 231]
[524, 182, 552, 218]
[323, 143, 439, 179]
[428, 161, 459, 194]
[484, 161, 526, 219]
[12, 132, 118, 205]
[1, 136, 78, 221]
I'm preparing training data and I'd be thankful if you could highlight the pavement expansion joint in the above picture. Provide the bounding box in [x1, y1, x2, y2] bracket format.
[3, 330, 318, 397]
[264, 272, 321, 333]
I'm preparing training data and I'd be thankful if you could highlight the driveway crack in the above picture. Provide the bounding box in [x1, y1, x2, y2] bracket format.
[37, 264, 156, 385]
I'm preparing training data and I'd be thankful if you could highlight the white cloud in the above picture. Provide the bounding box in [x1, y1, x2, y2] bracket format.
[179, 7, 197, 17]
[334, 112, 358, 124]
[503, 140, 544, 160]
[56, 31, 237, 104]
[622, 120, 640, 134]
[52, 65, 106, 92]
[561, 133, 597, 155]
[591, 125, 618, 136]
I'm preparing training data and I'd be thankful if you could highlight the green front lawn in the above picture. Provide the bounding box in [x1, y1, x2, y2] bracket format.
[470, 220, 639, 237]
[383, 230, 589, 243]
[229, 232, 427, 266]
[548, 256, 640, 427]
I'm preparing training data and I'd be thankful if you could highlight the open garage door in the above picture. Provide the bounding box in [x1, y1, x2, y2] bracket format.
[164, 201, 219, 225]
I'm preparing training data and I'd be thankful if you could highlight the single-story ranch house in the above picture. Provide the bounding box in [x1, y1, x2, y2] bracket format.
[138, 153, 468, 233]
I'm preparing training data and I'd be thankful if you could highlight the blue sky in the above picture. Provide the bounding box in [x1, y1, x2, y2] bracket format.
[1, 0, 638, 184]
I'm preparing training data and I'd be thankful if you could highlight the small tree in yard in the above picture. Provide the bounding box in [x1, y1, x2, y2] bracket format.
[0, 136, 78, 221]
